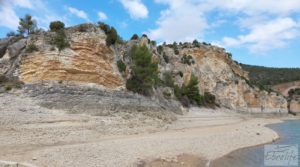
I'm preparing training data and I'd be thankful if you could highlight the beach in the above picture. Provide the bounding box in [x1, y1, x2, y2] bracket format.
[0, 93, 296, 167]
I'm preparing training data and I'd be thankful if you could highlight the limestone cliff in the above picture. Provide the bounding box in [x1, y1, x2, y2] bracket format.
[0, 24, 288, 113]
[154, 43, 287, 113]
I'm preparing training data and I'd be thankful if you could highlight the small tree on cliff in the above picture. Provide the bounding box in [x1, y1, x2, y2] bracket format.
[18, 14, 37, 36]
[126, 45, 159, 96]
[49, 21, 65, 32]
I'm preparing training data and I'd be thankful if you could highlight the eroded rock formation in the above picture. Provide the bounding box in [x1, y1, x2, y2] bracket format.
[0, 24, 288, 113]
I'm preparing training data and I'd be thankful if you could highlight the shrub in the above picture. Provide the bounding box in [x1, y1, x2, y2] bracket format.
[106, 27, 118, 46]
[26, 43, 39, 53]
[131, 34, 139, 40]
[0, 76, 24, 91]
[181, 55, 195, 65]
[98, 22, 110, 34]
[178, 71, 183, 78]
[6, 31, 16, 37]
[52, 29, 70, 51]
[174, 74, 204, 107]
[183, 74, 204, 105]
[163, 72, 174, 88]
[163, 52, 169, 63]
[173, 42, 179, 55]
[174, 49, 179, 55]
[227, 52, 232, 59]
[78, 24, 88, 32]
[203, 92, 216, 106]
[157, 46, 163, 54]
[126, 45, 159, 96]
[49, 21, 65, 32]
[151, 40, 156, 46]
[5, 84, 12, 91]
[117, 60, 126, 73]
[192, 40, 200, 47]
[98, 22, 118, 46]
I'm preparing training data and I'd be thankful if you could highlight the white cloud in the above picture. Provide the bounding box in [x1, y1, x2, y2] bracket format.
[0, 0, 33, 30]
[147, 0, 208, 42]
[0, 6, 20, 29]
[119, 0, 148, 19]
[222, 17, 300, 52]
[149, 0, 300, 53]
[210, 0, 300, 15]
[13, 0, 33, 8]
[0, 0, 69, 31]
[68, 7, 89, 20]
[98, 11, 107, 21]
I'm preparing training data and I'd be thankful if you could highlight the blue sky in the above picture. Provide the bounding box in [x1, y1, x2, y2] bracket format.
[1, 0, 300, 68]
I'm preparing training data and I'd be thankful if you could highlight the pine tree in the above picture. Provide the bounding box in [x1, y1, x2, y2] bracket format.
[126, 45, 159, 95]
[18, 14, 37, 36]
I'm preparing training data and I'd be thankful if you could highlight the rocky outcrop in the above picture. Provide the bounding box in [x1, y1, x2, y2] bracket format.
[157, 43, 287, 113]
[290, 99, 300, 113]
[24, 83, 181, 119]
[0, 24, 288, 114]
[18, 25, 123, 89]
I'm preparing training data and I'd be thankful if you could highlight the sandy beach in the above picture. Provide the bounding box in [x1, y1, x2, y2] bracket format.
[0, 93, 295, 167]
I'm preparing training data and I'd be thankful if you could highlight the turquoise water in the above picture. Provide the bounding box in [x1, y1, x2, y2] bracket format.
[211, 120, 300, 167]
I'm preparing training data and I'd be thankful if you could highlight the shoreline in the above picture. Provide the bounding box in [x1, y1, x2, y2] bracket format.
[140, 115, 300, 167]
[1, 93, 299, 167]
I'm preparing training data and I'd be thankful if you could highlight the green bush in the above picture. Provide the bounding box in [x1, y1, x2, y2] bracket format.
[126, 45, 159, 96]
[157, 46, 163, 54]
[183, 74, 204, 105]
[172, 42, 180, 55]
[0, 76, 24, 91]
[163, 72, 174, 88]
[181, 55, 195, 65]
[174, 74, 204, 107]
[227, 52, 232, 59]
[52, 29, 70, 51]
[192, 40, 200, 47]
[5, 84, 12, 91]
[49, 21, 65, 32]
[117, 60, 126, 73]
[203, 92, 216, 106]
[26, 43, 39, 53]
[98, 22, 118, 46]
[151, 40, 156, 46]
[98, 22, 110, 34]
[106, 27, 118, 46]
[178, 71, 183, 78]
[131, 34, 139, 40]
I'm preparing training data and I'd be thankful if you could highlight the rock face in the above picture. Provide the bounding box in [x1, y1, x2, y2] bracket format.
[19, 24, 123, 89]
[157, 43, 287, 113]
[290, 99, 300, 113]
[23, 83, 181, 118]
[0, 24, 288, 114]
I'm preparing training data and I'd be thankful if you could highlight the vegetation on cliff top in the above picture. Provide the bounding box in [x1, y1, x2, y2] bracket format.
[49, 21, 70, 51]
[241, 64, 300, 86]
[18, 14, 37, 36]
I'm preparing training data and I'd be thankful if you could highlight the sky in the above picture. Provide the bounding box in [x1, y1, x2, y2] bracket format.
[0, 0, 300, 68]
